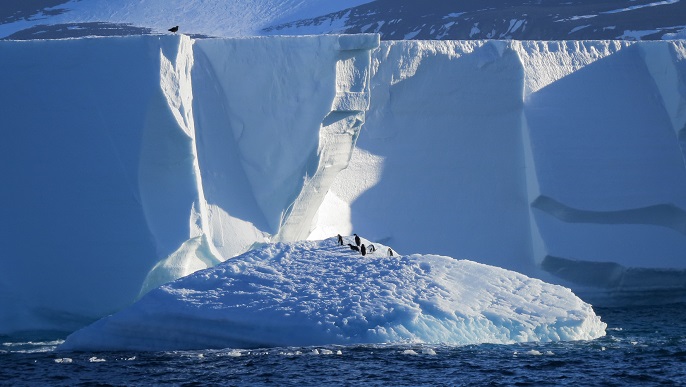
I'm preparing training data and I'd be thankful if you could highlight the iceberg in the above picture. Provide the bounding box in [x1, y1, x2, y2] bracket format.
[59, 238, 606, 351]
[1, 34, 685, 336]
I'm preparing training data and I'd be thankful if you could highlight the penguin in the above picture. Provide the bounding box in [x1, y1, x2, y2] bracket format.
[354, 233, 361, 246]
[388, 248, 394, 256]
[337, 234, 344, 245]
[168, 26, 179, 33]
[367, 244, 376, 253]
[361, 244, 366, 256]
[348, 243, 360, 252]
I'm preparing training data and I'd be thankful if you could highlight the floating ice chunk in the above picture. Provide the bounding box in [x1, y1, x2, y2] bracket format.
[59, 238, 606, 351]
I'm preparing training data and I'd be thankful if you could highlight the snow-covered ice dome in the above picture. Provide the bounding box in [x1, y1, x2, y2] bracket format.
[59, 237, 606, 351]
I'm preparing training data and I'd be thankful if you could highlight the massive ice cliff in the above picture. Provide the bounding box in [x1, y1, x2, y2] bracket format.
[1, 34, 685, 335]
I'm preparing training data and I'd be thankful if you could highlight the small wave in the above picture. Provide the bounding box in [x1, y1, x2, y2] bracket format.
[1, 339, 64, 354]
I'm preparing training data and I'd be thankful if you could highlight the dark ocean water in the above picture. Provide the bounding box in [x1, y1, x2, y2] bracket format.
[2, 304, 685, 386]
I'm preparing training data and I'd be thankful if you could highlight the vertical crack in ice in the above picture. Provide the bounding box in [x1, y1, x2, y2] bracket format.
[641, 41, 686, 169]
[513, 42, 548, 268]
[520, 112, 548, 267]
[158, 35, 212, 239]
[275, 35, 379, 242]
[139, 36, 224, 296]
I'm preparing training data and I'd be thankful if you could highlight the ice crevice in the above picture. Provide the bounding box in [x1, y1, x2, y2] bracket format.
[275, 35, 379, 242]
[139, 35, 223, 294]
[640, 41, 686, 167]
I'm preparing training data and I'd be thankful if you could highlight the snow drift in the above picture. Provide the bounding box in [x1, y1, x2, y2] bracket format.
[1, 34, 685, 336]
[59, 238, 606, 351]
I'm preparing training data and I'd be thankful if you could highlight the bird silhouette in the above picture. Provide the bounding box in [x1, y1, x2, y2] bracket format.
[168, 26, 179, 33]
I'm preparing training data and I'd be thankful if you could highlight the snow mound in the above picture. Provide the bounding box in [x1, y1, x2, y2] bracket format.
[59, 238, 606, 351]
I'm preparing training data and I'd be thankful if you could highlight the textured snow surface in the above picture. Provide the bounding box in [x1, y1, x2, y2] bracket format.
[59, 238, 606, 351]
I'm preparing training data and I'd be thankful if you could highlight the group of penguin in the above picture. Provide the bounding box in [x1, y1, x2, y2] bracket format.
[337, 234, 394, 257]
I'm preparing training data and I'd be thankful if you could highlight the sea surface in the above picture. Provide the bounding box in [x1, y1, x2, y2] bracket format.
[2, 304, 685, 386]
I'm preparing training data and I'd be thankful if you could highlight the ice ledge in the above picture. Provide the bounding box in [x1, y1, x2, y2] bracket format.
[542, 255, 686, 306]
[532, 196, 686, 236]
[332, 92, 370, 111]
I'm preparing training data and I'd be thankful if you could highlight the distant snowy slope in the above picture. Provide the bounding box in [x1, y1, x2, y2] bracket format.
[265, 0, 686, 40]
[2, 0, 686, 40]
[59, 238, 606, 351]
[0, 0, 374, 39]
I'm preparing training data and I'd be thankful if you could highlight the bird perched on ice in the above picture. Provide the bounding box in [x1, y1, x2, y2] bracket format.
[361, 244, 367, 256]
[348, 244, 360, 252]
[337, 234, 344, 245]
[354, 234, 361, 246]
[168, 26, 179, 33]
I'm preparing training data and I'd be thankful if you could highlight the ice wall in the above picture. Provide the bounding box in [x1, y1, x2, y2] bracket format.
[0, 34, 379, 335]
[520, 41, 686, 303]
[324, 39, 686, 305]
[0, 36, 203, 333]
